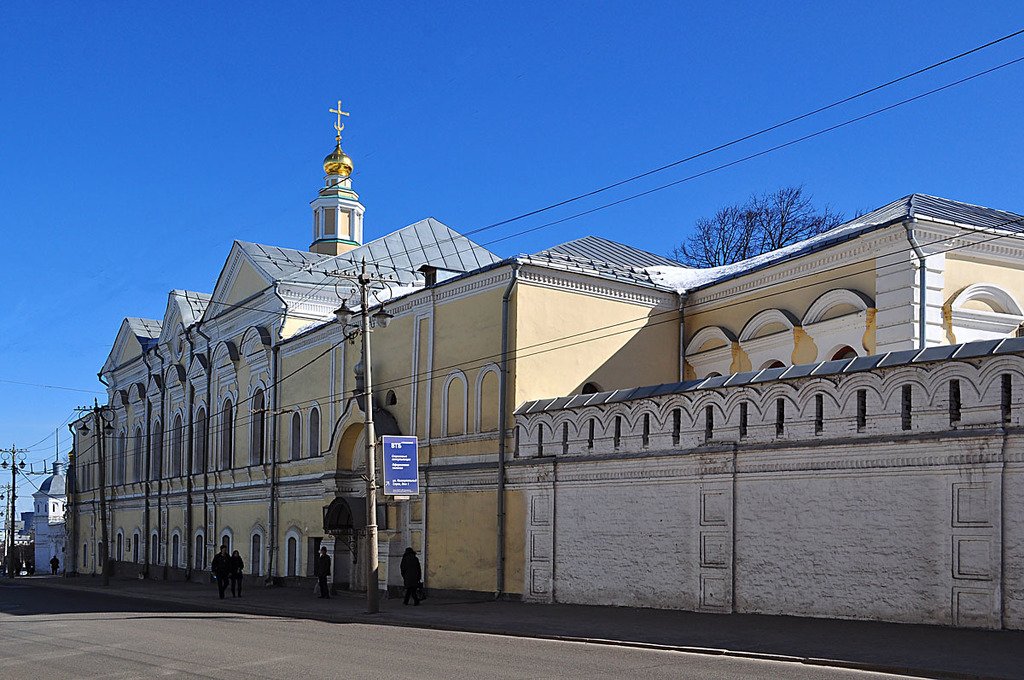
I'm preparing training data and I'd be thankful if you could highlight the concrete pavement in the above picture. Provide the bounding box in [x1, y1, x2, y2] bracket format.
[0, 580, 911, 680]
[19, 575, 1024, 679]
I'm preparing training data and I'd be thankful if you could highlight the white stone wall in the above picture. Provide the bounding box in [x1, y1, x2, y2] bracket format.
[513, 350, 1024, 629]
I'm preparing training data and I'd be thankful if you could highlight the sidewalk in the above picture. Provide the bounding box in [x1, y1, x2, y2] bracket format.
[26, 575, 1024, 680]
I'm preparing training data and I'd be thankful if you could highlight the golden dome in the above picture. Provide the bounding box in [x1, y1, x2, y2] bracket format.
[323, 141, 353, 177]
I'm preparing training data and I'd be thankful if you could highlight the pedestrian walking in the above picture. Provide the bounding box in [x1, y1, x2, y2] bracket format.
[211, 545, 231, 599]
[314, 546, 331, 599]
[400, 547, 422, 606]
[49, 556, 60, 575]
[229, 550, 244, 598]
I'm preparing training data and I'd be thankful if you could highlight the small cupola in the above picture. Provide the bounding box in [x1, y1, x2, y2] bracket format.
[310, 99, 365, 256]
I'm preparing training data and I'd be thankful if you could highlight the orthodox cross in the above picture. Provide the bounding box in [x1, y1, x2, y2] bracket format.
[330, 100, 350, 140]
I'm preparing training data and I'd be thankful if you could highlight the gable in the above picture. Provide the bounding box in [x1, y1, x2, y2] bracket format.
[101, 319, 146, 374]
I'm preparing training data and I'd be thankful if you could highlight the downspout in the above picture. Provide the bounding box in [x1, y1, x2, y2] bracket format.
[184, 345, 195, 582]
[97, 373, 111, 578]
[142, 353, 152, 578]
[157, 351, 168, 579]
[903, 218, 927, 350]
[677, 291, 689, 381]
[267, 341, 280, 585]
[193, 323, 213, 573]
[496, 262, 521, 598]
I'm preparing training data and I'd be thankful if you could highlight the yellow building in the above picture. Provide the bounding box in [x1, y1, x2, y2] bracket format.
[70, 114, 1024, 599]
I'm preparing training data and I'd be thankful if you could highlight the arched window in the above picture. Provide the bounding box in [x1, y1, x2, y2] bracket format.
[116, 532, 124, 561]
[443, 372, 467, 436]
[220, 399, 233, 470]
[151, 419, 163, 480]
[250, 533, 262, 577]
[250, 389, 266, 465]
[286, 536, 298, 577]
[308, 407, 321, 457]
[82, 542, 88, 570]
[761, 360, 786, 370]
[581, 382, 603, 395]
[384, 390, 398, 406]
[831, 346, 858, 361]
[171, 533, 180, 568]
[194, 532, 206, 570]
[150, 532, 159, 565]
[194, 407, 208, 474]
[132, 426, 143, 482]
[171, 414, 183, 477]
[290, 411, 301, 461]
[133, 531, 140, 563]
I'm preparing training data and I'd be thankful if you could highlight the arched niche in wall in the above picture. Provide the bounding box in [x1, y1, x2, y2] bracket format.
[947, 283, 1024, 344]
[802, 288, 873, 362]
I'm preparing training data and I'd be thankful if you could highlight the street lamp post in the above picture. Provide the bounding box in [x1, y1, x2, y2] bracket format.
[77, 400, 113, 586]
[1, 445, 28, 579]
[331, 259, 394, 614]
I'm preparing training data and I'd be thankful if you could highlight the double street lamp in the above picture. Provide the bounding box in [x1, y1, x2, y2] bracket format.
[1, 446, 28, 578]
[331, 259, 393, 614]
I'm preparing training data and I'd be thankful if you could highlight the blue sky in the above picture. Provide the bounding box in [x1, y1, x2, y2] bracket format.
[1, 2, 1023, 509]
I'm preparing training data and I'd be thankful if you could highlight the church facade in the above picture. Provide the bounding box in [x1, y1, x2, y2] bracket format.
[70, 110, 1024, 627]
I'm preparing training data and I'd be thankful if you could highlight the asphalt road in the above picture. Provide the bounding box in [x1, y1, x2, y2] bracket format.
[0, 581, 913, 679]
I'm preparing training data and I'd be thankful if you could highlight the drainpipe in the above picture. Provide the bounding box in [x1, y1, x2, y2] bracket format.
[903, 219, 927, 350]
[267, 341, 280, 585]
[677, 292, 689, 381]
[496, 262, 521, 598]
[193, 323, 213, 573]
[142, 353, 152, 578]
[184, 348, 195, 582]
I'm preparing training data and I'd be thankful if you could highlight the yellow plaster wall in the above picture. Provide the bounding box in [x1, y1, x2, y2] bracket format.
[424, 488, 523, 595]
[224, 260, 270, 307]
[513, 283, 679, 403]
[943, 257, 1024, 308]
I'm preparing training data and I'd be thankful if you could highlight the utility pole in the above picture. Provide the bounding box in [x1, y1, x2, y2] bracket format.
[1, 444, 28, 578]
[331, 259, 394, 614]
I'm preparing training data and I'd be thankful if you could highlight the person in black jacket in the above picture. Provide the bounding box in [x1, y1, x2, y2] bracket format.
[229, 550, 244, 598]
[211, 545, 231, 599]
[314, 546, 331, 599]
[400, 547, 422, 606]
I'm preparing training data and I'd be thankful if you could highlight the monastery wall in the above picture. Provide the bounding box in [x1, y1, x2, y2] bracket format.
[513, 349, 1024, 629]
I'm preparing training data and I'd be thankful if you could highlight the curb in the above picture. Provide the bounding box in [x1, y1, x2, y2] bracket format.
[24, 579, 1011, 680]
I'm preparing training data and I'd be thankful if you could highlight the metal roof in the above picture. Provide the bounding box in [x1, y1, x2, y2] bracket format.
[170, 290, 212, 327]
[125, 318, 162, 351]
[535, 235, 679, 269]
[283, 217, 502, 287]
[235, 241, 329, 280]
[514, 336, 1024, 415]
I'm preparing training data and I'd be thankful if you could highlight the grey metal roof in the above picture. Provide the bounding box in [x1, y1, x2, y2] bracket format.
[284, 217, 502, 286]
[170, 290, 212, 327]
[125, 318, 162, 351]
[236, 241, 330, 280]
[39, 471, 66, 496]
[524, 236, 677, 291]
[535, 235, 679, 269]
[514, 336, 1024, 415]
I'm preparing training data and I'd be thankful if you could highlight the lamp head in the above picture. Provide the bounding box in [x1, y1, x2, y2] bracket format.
[334, 301, 355, 327]
[372, 307, 393, 329]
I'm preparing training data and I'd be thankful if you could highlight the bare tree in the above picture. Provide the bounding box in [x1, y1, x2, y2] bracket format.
[671, 186, 844, 267]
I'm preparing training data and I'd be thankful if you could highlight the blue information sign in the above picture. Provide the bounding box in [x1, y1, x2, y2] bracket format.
[382, 435, 419, 496]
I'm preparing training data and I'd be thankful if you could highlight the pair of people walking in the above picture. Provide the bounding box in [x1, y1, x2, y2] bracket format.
[211, 545, 245, 599]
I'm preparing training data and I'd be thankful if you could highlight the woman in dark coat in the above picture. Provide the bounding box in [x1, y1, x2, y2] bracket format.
[229, 550, 244, 598]
[400, 547, 422, 606]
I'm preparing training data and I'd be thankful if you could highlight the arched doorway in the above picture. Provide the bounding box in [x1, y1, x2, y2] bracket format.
[323, 496, 364, 590]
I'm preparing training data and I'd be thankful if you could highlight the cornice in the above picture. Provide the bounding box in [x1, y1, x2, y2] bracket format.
[519, 266, 676, 308]
[686, 228, 904, 312]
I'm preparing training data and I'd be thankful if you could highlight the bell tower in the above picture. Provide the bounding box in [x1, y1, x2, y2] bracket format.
[310, 100, 365, 256]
